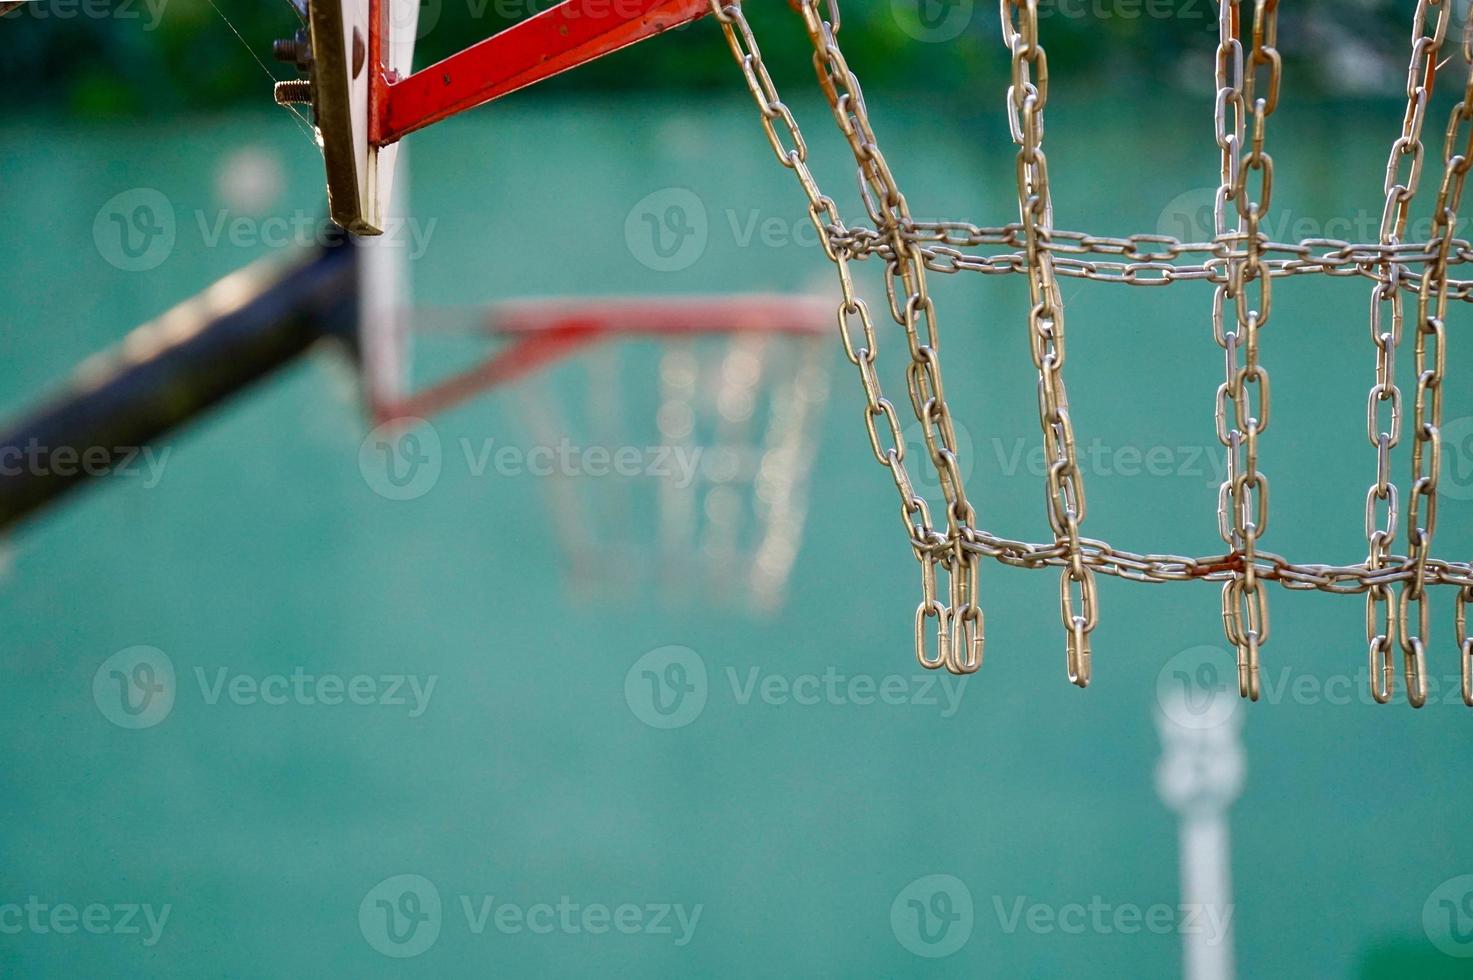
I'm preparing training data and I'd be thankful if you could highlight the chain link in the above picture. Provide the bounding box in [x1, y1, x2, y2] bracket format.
[1002, 0, 1097, 686]
[711, 0, 981, 676]
[1398, 22, 1473, 708]
[1211, 0, 1280, 701]
[1365, 0, 1450, 704]
[801, 0, 985, 674]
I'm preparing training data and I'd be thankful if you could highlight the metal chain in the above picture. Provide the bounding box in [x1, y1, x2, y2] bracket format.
[1001, 0, 1096, 685]
[950, 534, 1473, 592]
[828, 224, 1473, 296]
[1403, 23, 1473, 708]
[1210, 0, 1249, 695]
[1213, 0, 1279, 701]
[1460, 48, 1473, 709]
[704, 0, 1472, 707]
[1365, 0, 1450, 704]
[796, 0, 985, 675]
[709, 0, 980, 676]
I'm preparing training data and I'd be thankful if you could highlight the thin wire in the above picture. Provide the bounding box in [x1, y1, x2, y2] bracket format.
[204, 0, 317, 143]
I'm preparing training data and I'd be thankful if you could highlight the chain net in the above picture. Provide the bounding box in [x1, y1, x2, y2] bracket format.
[710, 0, 1473, 708]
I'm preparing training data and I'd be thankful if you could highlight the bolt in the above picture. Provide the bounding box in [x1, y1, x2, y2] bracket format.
[273, 79, 313, 105]
[272, 31, 312, 72]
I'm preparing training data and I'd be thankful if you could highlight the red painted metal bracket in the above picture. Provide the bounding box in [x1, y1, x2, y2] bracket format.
[381, 294, 829, 421]
[371, 0, 716, 146]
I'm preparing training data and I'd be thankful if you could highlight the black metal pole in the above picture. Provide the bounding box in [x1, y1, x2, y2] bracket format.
[0, 237, 360, 532]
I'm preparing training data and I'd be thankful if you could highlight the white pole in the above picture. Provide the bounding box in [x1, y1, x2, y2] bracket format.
[1155, 689, 1244, 980]
[358, 145, 411, 414]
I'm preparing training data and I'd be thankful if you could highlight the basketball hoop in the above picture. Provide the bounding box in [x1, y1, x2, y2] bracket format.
[281, 0, 1473, 706]
[383, 296, 833, 614]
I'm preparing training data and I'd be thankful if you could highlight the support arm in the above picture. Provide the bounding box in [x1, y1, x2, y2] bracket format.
[377, 0, 715, 144]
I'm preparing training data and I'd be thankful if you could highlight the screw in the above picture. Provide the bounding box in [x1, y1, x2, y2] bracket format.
[272, 31, 312, 72]
[273, 79, 313, 105]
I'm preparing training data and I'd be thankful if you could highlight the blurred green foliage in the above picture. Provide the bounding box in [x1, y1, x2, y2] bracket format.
[0, 0, 1436, 117]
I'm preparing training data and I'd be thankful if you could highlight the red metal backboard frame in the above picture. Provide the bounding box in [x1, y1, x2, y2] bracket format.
[369, 0, 717, 146]
[378, 294, 831, 423]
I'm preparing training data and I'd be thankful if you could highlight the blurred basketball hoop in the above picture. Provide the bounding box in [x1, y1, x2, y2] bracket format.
[377, 292, 832, 614]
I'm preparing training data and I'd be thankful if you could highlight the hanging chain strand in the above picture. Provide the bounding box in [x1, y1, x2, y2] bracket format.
[1002, 0, 1097, 685]
[709, 0, 981, 675]
[796, 0, 984, 674]
[1462, 37, 1473, 712]
[1406, 20, 1473, 708]
[1365, 0, 1449, 704]
[1215, 0, 1279, 701]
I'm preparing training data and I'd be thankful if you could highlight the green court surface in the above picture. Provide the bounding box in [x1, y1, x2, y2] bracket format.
[2, 92, 1473, 976]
